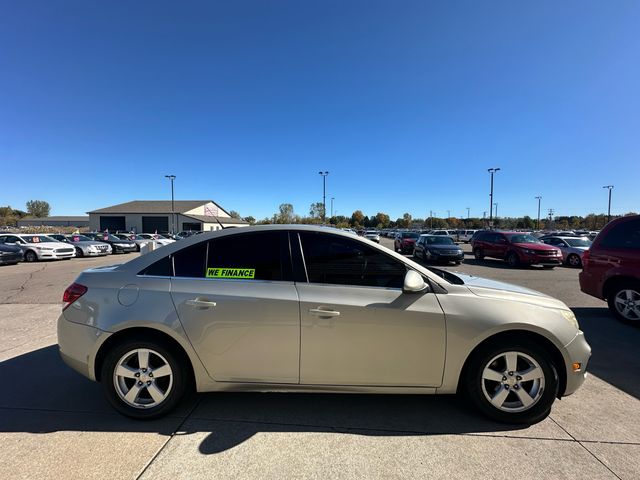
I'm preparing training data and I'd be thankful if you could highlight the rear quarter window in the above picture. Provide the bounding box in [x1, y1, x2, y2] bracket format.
[600, 219, 640, 249]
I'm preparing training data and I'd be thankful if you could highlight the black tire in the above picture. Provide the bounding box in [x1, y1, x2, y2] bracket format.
[463, 340, 559, 424]
[473, 248, 484, 260]
[101, 337, 189, 420]
[607, 282, 640, 325]
[507, 252, 519, 268]
[566, 254, 581, 268]
[75, 247, 84, 258]
[24, 250, 37, 262]
[455, 261, 461, 265]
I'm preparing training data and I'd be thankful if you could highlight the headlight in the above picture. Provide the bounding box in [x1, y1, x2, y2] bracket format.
[523, 249, 535, 254]
[561, 310, 579, 329]
[36, 246, 53, 251]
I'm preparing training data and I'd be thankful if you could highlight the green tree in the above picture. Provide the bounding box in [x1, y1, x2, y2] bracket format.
[277, 203, 295, 223]
[26, 200, 50, 218]
[350, 210, 365, 227]
[229, 210, 241, 219]
[244, 216, 256, 225]
[309, 202, 325, 219]
[374, 212, 390, 228]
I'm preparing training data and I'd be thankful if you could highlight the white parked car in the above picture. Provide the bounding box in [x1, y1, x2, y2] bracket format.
[458, 230, 478, 243]
[364, 230, 381, 243]
[0, 233, 75, 262]
[133, 234, 176, 248]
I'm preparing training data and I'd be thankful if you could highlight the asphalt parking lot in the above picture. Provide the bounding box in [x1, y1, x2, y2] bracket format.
[1, 243, 639, 479]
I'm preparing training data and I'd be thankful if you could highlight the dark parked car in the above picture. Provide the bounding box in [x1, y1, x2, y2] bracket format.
[413, 235, 464, 264]
[85, 233, 136, 254]
[394, 231, 420, 253]
[471, 231, 563, 268]
[0, 243, 23, 265]
[579, 215, 640, 325]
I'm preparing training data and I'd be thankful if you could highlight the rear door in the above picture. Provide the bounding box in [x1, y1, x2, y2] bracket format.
[295, 231, 446, 387]
[170, 231, 301, 384]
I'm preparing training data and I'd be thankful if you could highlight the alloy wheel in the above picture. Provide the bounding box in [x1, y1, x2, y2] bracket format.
[113, 348, 174, 409]
[614, 289, 640, 321]
[481, 351, 545, 413]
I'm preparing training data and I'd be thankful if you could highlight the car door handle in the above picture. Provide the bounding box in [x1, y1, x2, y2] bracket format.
[186, 299, 217, 308]
[308, 308, 340, 317]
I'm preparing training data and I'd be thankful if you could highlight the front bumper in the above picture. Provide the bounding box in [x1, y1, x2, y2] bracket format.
[0, 253, 23, 264]
[562, 331, 591, 396]
[425, 250, 465, 262]
[112, 244, 136, 253]
[57, 312, 111, 381]
[520, 253, 562, 266]
[36, 250, 75, 260]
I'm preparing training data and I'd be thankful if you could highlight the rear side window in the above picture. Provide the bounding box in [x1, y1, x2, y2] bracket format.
[140, 255, 173, 277]
[600, 219, 640, 249]
[173, 241, 208, 278]
[299, 232, 406, 288]
[206, 231, 290, 281]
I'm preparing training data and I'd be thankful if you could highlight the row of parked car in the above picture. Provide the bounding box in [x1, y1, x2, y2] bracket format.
[0, 232, 177, 264]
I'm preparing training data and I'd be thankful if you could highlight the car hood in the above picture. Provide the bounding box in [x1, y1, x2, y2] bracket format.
[73, 240, 109, 247]
[511, 242, 557, 251]
[454, 272, 567, 310]
[23, 242, 69, 249]
[425, 244, 462, 250]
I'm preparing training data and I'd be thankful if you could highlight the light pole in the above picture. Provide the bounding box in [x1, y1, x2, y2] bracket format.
[164, 175, 176, 234]
[603, 185, 614, 224]
[447, 210, 451, 219]
[487, 168, 500, 228]
[493, 203, 498, 221]
[535, 196, 542, 230]
[466, 207, 470, 219]
[318, 171, 329, 223]
[331, 197, 335, 218]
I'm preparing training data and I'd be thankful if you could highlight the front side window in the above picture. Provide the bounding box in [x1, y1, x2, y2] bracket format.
[206, 231, 290, 281]
[173, 241, 207, 278]
[299, 232, 406, 288]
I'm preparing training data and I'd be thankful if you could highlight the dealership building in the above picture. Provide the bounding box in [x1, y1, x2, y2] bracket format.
[17, 216, 90, 228]
[88, 200, 248, 233]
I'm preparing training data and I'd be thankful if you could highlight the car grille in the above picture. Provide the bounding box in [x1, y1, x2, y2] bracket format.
[56, 248, 74, 254]
[534, 250, 556, 256]
[444, 250, 460, 255]
[97, 245, 108, 251]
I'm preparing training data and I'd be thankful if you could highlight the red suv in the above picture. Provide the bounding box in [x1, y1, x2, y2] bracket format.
[471, 231, 563, 268]
[579, 215, 640, 325]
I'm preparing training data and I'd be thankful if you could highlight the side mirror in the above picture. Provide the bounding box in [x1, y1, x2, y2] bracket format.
[403, 270, 429, 293]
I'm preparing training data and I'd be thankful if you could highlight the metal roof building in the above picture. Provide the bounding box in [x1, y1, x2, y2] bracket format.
[17, 216, 90, 228]
[87, 200, 248, 233]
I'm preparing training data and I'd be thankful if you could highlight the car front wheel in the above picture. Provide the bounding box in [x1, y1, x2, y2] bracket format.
[608, 283, 640, 325]
[101, 339, 189, 419]
[24, 250, 38, 262]
[463, 341, 559, 424]
[473, 248, 484, 260]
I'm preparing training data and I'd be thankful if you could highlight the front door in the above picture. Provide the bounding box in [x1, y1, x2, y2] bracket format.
[170, 232, 300, 384]
[295, 231, 446, 387]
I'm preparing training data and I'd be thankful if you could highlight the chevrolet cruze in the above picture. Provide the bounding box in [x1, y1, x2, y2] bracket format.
[58, 225, 590, 423]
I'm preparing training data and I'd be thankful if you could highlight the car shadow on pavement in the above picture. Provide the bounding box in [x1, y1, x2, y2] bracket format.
[572, 307, 640, 400]
[0, 345, 536, 453]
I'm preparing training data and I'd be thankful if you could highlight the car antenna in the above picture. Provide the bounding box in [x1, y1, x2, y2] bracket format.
[213, 216, 227, 230]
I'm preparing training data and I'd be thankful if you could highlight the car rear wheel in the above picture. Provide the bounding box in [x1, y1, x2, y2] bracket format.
[507, 252, 519, 268]
[608, 283, 640, 325]
[75, 247, 84, 258]
[567, 254, 581, 267]
[101, 339, 188, 419]
[24, 250, 37, 262]
[473, 248, 484, 260]
[463, 341, 559, 424]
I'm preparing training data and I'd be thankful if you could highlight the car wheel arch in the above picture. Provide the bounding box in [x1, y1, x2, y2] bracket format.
[456, 329, 567, 399]
[93, 327, 196, 388]
[602, 275, 640, 300]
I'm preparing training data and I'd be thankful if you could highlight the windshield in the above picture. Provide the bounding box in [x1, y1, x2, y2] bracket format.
[20, 235, 56, 243]
[507, 234, 541, 244]
[425, 236, 455, 245]
[565, 238, 592, 247]
[67, 235, 92, 242]
[402, 232, 419, 239]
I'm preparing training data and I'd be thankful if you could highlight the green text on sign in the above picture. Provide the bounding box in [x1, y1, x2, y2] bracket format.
[206, 267, 256, 279]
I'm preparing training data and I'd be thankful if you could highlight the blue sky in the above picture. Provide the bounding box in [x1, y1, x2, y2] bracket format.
[1, 1, 638, 220]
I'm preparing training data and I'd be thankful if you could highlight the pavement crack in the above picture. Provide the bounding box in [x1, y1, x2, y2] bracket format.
[3, 264, 48, 302]
[549, 415, 623, 480]
[135, 396, 203, 480]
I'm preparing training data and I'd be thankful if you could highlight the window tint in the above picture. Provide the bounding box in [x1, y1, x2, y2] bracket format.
[206, 231, 290, 281]
[299, 232, 406, 288]
[173, 241, 207, 278]
[140, 255, 173, 277]
[601, 219, 640, 249]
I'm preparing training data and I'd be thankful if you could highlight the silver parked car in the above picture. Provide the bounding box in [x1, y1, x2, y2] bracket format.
[540, 236, 591, 267]
[364, 229, 381, 243]
[50, 234, 112, 257]
[58, 225, 590, 423]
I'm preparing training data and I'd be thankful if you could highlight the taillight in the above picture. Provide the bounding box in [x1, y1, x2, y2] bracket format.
[582, 250, 590, 269]
[63, 283, 87, 310]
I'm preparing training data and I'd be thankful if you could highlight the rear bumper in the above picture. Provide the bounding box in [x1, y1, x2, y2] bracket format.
[579, 270, 602, 299]
[562, 331, 591, 396]
[57, 312, 111, 381]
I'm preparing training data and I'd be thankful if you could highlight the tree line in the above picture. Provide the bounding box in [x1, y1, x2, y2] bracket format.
[0, 200, 51, 226]
[243, 203, 637, 231]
